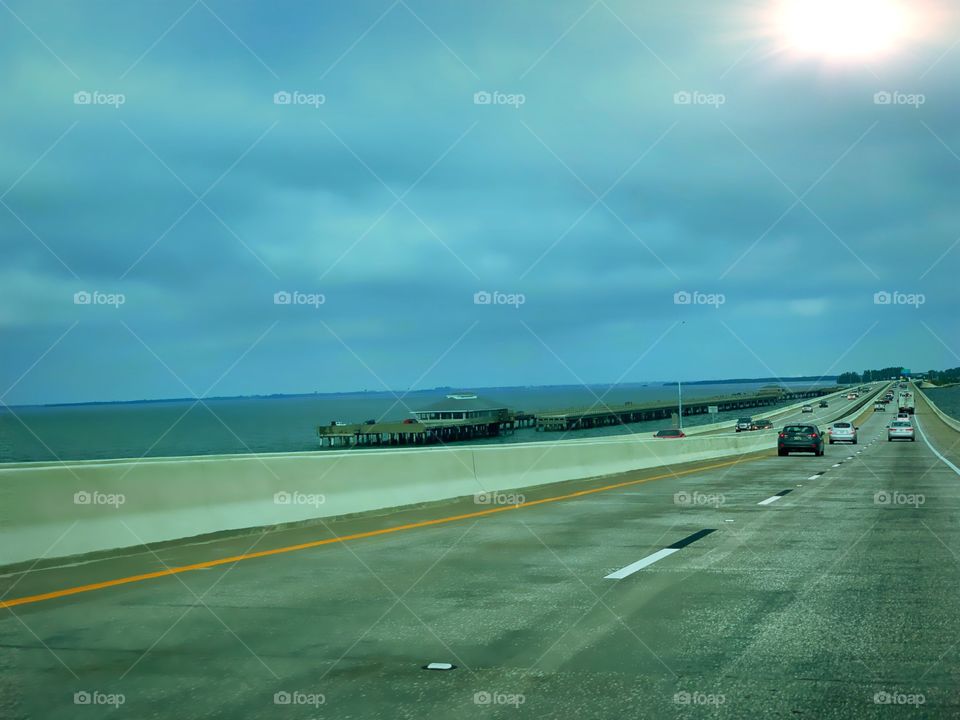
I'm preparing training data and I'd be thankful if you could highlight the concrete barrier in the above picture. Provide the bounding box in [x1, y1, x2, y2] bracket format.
[0, 384, 888, 568]
[0, 428, 774, 568]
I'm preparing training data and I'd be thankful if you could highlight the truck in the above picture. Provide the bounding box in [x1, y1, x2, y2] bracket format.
[897, 391, 915, 415]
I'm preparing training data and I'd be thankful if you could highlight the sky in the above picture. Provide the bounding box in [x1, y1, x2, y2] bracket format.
[1, 0, 959, 405]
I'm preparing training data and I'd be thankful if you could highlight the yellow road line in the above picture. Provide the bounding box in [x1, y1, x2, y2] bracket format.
[1, 453, 768, 609]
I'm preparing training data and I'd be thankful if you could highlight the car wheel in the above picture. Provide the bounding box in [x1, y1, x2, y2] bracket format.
[778, 449, 787, 456]
[853, 440, 858, 445]
[911, 437, 916, 442]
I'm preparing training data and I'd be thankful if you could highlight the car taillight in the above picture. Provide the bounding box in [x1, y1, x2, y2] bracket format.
[809, 433, 818, 438]
[778, 433, 785, 438]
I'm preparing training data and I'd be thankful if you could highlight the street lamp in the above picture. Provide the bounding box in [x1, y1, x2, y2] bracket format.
[676, 321, 685, 431]
[678, 380, 683, 432]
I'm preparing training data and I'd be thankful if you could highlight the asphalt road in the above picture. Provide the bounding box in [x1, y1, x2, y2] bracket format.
[696, 385, 878, 437]
[2, 387, 959, 718]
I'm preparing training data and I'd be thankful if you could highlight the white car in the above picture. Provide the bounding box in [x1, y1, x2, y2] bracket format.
[801, 405, 813, 413]
[735, 417, 753, 432]
[888, 420, 915, 442]
[896, 412, 910, 421]
[828, 422, 858, 444]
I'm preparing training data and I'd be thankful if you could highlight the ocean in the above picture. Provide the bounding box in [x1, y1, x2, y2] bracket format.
[1, 381, 836, 464]
[923, 386, 960, 424]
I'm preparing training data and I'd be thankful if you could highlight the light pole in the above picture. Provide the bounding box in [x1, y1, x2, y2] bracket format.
[678, 380, 683, 431]
[676, 320, 685, 432]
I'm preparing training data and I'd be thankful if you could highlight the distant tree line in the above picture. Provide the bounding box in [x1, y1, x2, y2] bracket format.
[836, 367, 903, 384]
[927, 367, 960, 384]
[836, 366, 960, 384]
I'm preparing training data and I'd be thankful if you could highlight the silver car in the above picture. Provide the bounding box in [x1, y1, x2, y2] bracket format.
[888, 420, 915, 442]
[828, 422, 857, 444]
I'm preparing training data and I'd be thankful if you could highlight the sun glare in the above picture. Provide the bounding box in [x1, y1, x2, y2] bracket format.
[775, 0, 911, 60]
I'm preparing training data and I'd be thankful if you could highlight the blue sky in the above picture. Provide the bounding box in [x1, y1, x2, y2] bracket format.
[2, 0, 959, 405]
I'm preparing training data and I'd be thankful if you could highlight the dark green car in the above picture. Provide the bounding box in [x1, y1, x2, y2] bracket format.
[778, 424, 825, 456]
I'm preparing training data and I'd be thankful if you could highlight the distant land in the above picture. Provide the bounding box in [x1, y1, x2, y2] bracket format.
[662, 375, 837, 386]
[6, 377, 838, 410]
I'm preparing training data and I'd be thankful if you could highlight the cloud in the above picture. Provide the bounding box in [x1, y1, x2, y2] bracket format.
[1, 0, 959, 404]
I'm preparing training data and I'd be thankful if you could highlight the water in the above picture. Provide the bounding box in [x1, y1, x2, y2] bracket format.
[924, 386, 960, 421]
[0, 381, 828, 464]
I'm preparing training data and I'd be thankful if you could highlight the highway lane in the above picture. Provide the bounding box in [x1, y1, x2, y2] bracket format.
[695, 383, 886, 437]
[2, 391, 959, 718]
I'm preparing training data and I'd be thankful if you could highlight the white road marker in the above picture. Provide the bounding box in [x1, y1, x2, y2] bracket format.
[758, 495, 786, 506]
[807, 475, 820, 480]
[605, 548, 678, 578]
[831, 463, 841, 468]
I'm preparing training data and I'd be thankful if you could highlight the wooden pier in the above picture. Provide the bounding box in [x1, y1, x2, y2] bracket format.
[317, 392, 542, 448]
[534, 386, 837, 432]
[317, 386, 844, 447]
[317, 417, 517, 448]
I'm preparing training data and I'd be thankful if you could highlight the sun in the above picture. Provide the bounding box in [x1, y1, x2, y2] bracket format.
[774, 0, 912, 60]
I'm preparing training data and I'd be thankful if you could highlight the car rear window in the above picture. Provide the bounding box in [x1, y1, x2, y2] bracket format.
[784, 425, 813, 433]
[891, 421, 911, 427]
[738, 417, 751, 422]
[834, 423, 851, 428]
